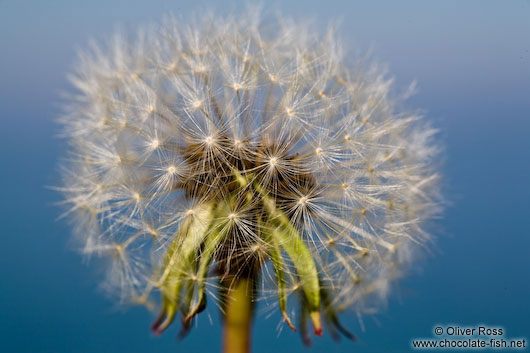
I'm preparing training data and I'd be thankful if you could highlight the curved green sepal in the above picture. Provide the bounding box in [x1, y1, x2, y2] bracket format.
[259, 216, 296, 331]
[320, 285, 356, 341]
[255, 182, 321, 335]
[151, 202, 215, 334]
[185, 202, 234, 322]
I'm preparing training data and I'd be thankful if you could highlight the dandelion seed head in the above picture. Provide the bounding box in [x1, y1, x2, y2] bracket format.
[59, 9, 442, 341]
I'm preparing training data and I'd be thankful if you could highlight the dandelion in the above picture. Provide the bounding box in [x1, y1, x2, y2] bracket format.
[58, 10, 441, 353]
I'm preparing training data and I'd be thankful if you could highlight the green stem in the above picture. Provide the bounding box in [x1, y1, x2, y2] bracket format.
[222, 278, 254, 353]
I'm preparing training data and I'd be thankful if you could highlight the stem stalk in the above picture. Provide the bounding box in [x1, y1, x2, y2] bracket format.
[222, 278, 254, 353]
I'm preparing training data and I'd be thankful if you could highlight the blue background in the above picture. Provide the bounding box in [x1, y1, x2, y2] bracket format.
[1, 1, 529, 352]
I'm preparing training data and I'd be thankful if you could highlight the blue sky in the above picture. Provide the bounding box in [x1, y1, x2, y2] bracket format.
[1, 1, 529, 352]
